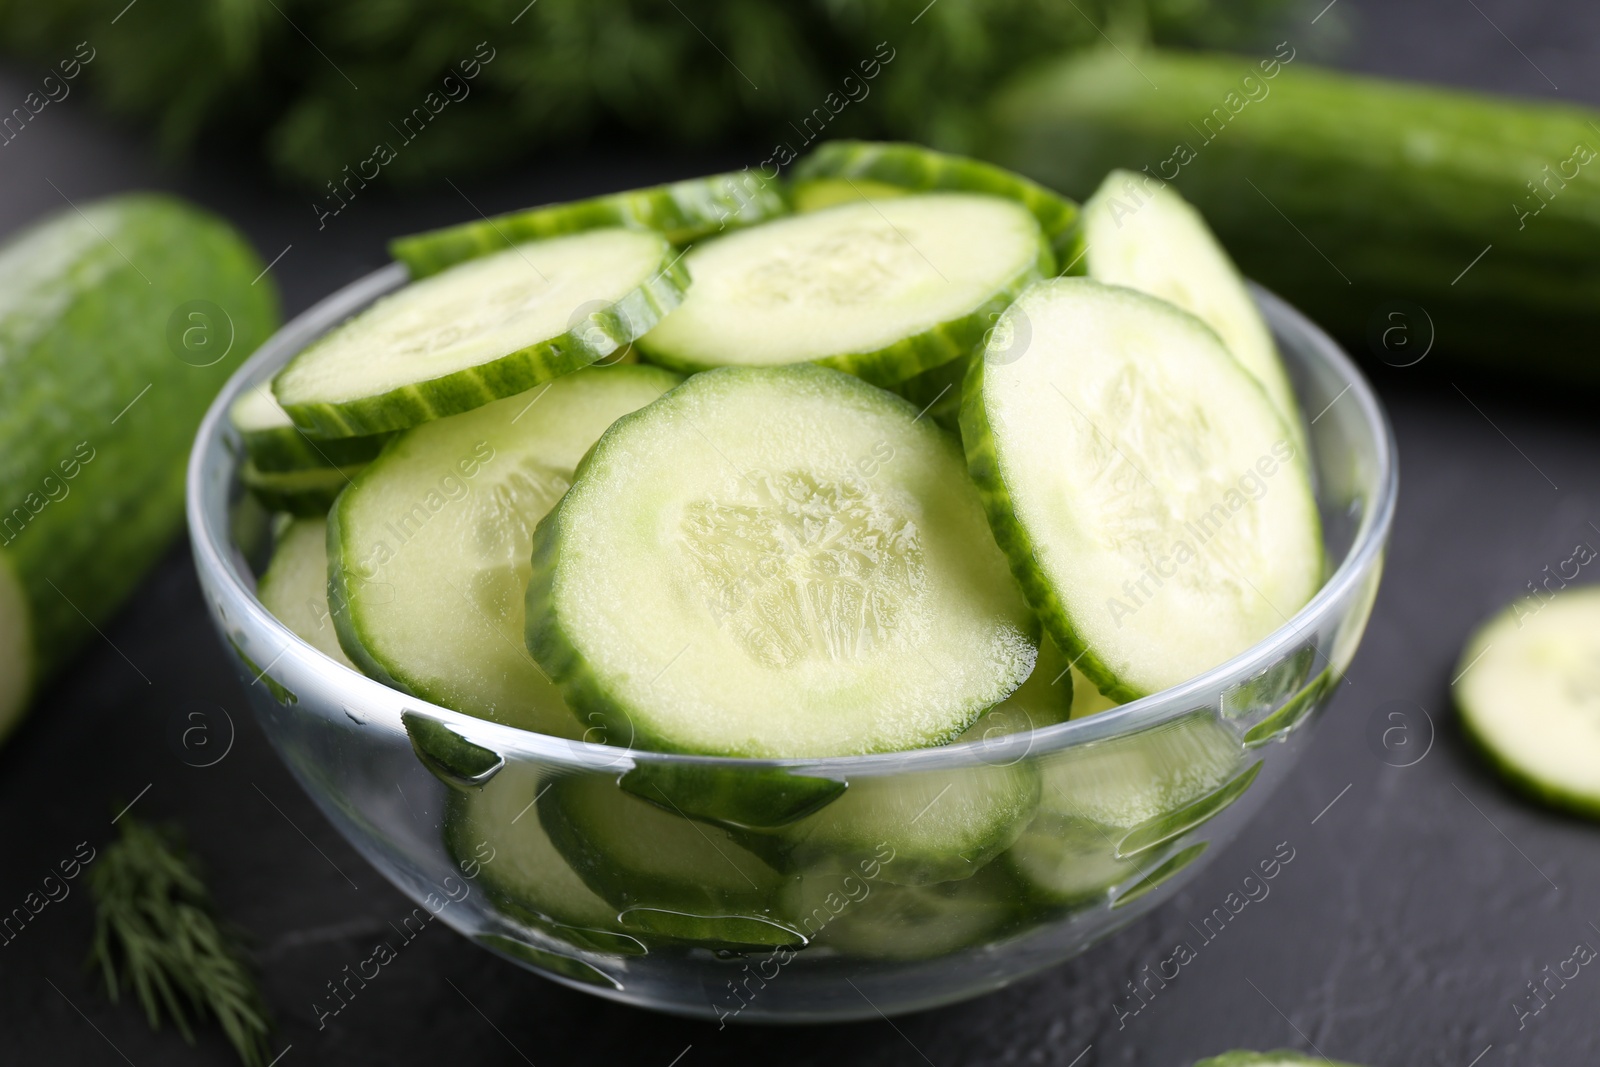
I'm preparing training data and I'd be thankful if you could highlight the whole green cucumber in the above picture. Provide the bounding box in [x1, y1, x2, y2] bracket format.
[0, 194, 279, 740]
[986, 48, 1600, 381]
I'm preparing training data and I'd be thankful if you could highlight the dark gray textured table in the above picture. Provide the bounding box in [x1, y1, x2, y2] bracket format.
[2, 2, 1597, 1063]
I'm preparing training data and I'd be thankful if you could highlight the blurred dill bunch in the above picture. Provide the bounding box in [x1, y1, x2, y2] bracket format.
[0, 0, 1298, 187]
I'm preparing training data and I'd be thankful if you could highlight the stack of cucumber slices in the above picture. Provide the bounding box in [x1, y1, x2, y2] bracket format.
[235, 142, 1323, 961]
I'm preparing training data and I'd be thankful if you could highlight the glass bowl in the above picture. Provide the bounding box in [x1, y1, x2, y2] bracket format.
[187, 262, 1395, 1023]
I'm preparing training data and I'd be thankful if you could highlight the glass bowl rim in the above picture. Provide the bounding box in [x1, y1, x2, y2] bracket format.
[186, 261, 1397, 776]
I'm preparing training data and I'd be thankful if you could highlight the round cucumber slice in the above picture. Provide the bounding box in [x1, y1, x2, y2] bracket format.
[962, 278, 1323, 700]
[637, 194, 1051, 386]
[1069, 663, 1121, 719]
[275, 228, 687, 437]
[1456, 585, 1600, 819]
[1195, 1053, 1369, 1067]
[256, 517, 357, 671]
[240, 460, 361, 517]
[329, 366, 679, 737]
[889, 352, 968, 434]
[790, 140, 1081, 261]
[984, 633, 1075, 733]
[538, 772, 802, 949]
[772, 761, 1041, 886]
[1008, 712, 1240, 903]
[789, 177, 909, 213]
[526, 363, 1038, 758]
[444, 762, 642, 953]
[1080, 171, 1305, 453]
[392, 171, 789, 278]
[229, 384, 389, 472]
[782, 859, 1022, 960]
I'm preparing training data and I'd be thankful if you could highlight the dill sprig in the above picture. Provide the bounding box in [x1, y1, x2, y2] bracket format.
[88, 815, 273, 1067]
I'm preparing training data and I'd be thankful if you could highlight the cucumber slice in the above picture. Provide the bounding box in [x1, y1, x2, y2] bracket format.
[526, 363, 1038, 758]
[1195, 1052, 1368, 1067]
[391, 171, 788, 278]
[789, 178, 909, 213]
[444, 762, 641, 953]
[637, 194, 1051, 386]
[889, 353, 968, 433]
[538, 773, 802, 948]
[790, 141, 1081, 261]
[229, 384, 389, 472]
[743, 658, 1065, 886]
[275, 228, 687, 437]
[256, 518, 357, 671]
[1080, 171, 1305, 452]
[770, 760, 1041, 886]
[783, 859, 1021, 960]
[618, 762, 846, 831]
[1456, 586, 1600, 819]
[330, 366, 679, 737]
[962, 278, 1323, 700]
[1069, 664, 1121, 719]
[965, 634, 1076, 741]
[1007, 712, 1239, 903]
[240, 461, 360, 517]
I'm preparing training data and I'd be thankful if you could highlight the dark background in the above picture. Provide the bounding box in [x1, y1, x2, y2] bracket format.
[2, 1, 1598, 1064]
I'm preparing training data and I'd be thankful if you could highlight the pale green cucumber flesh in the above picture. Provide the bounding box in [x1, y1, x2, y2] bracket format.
[1081, 170, 1305, 453]
[637, 193, 1051, 386]
[330, 366, 679, 738]
[1111, 841, 1207, 907]
[240, 461, 362, 517]
[782, 859, 1022, 960]
[256, 517, 358, 670]
[791, 140, 1082, 262]
[538, 773, 802, 949]
[275, 228, 686, 437]
[1007, 712, 1240, 902]
[444, 762, 637, 945]
[392, 171, 788, 278]
[1456, 586, 1600, 819]
[974, 632, 1075, 737]
[772, 762, 1041, 886]
[526, 363, 1038, 758]
[962, 278, 1323, 700]
[230, 384, 389, 471]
